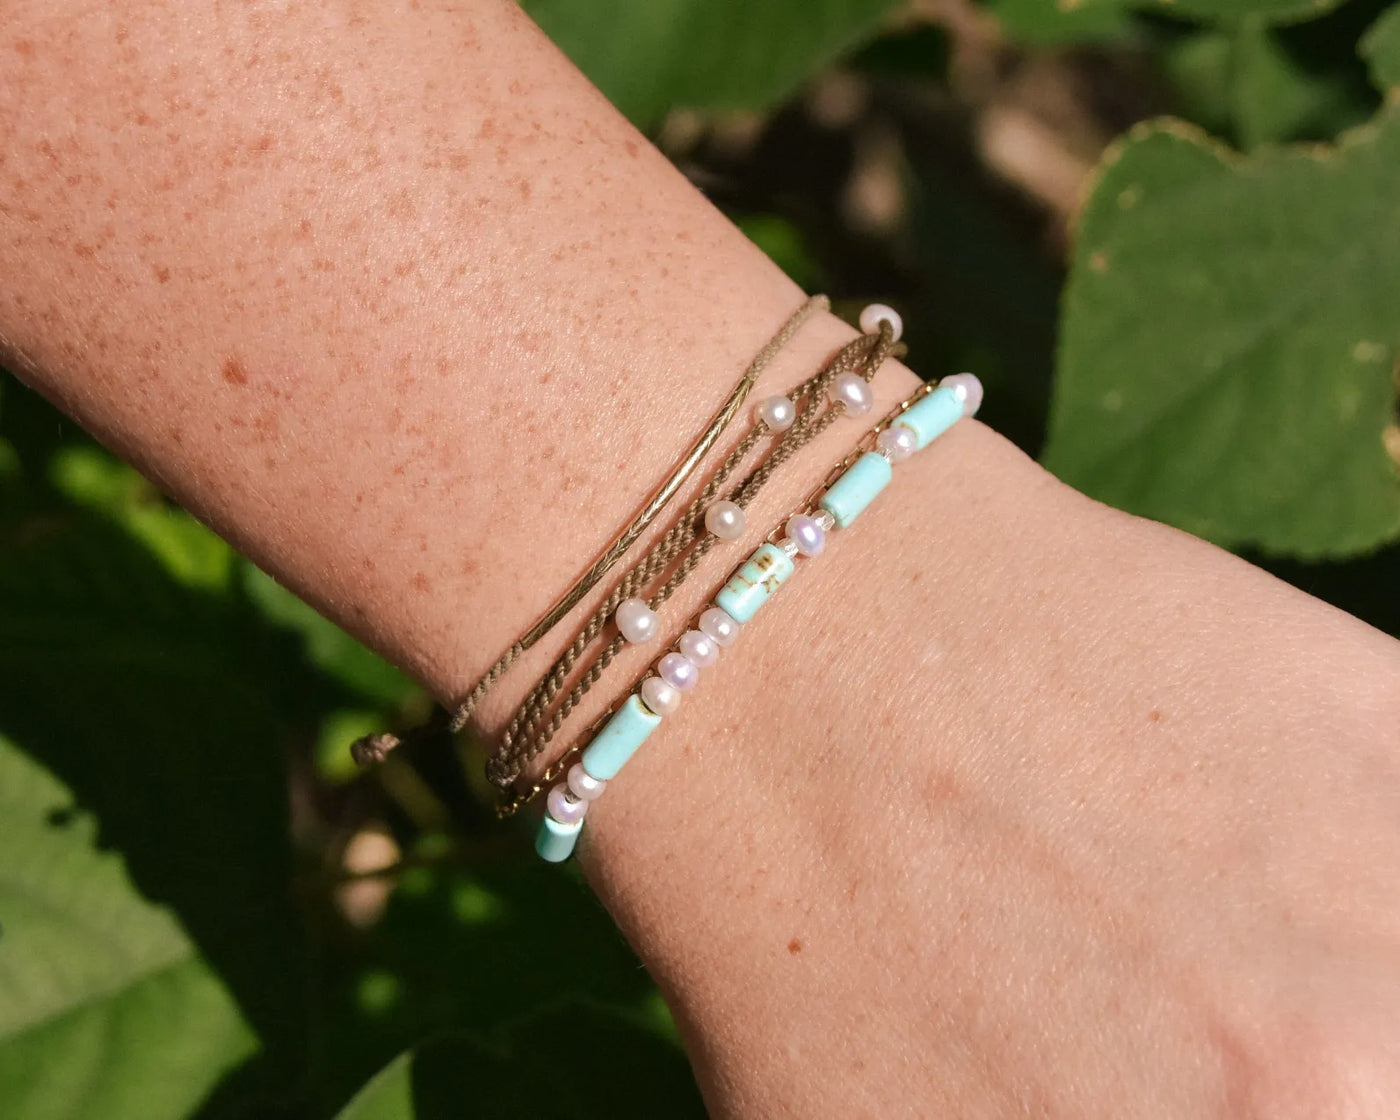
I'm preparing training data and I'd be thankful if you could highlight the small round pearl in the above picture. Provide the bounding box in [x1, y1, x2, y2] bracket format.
[830, 372, 873, 415]
[567, 763, 607, 801]
[678, 629, 719, 668]
[859, 303, 903, 341]
[615, 597, 659, 644]
[698, 606, 741, 647]
[755, 395, 796, 431]
[940, 372, 984, 417]
[877, 425, 918, 463]
[547, 782, 589, 825]
[639, 674, 681, 716]
[704, 500, 746, 540]
[784, 513, 826, 557]
[658, 652, 699, 691]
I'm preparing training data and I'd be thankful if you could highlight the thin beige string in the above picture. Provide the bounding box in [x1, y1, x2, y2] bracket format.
[350, 296, 827, 769]
[487, 324, 902, 798]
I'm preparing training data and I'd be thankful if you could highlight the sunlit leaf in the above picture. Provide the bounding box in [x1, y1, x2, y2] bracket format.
[1046, 105, 1400, 555]
[0, 738, 256, 1119]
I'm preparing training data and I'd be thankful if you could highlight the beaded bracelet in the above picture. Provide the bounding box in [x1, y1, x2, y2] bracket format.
[487, 309, 907, 808]
[535, 369, 984, 861]
[349, 295, 828, 769]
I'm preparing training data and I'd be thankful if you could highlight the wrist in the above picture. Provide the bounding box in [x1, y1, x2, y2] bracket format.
[572, 416, 1040, 1106]
[462, 310, 926, 759]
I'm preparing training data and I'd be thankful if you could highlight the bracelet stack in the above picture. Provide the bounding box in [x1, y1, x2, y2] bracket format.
[346, 293, 983, 862]
[485, 315, 902, 802]
[536, 363, 983, 862]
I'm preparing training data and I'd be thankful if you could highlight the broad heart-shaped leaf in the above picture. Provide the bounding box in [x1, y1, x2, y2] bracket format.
[0, 736, 256, 1119]
[1044, 107, 1400, 558]
[1077, 0, 1346, 24]
[521, 0, 903, 125]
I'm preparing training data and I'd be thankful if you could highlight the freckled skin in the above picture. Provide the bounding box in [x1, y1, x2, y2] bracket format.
[4, 3, 1400, 1118]
[222, 356, 248, 385]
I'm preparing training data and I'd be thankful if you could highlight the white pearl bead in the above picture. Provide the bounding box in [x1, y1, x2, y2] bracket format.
[640, 674, 682, 716]
[876, 425, 918, 463]
[859, 303, 903, 341]
[547, 782, 589, 825]
[939, 372, 984, 417]
[755, 395, 796, 431]
[678, 629, 719, 668]
[830, 372, 873, 415]
[567, 763, 607, 801]
[658, 652, 699, 691]
[784, 513, 826, 557]
[704, 500, 746, 540]
[698, 606, 741, 647]
[615, 597, 659, 644]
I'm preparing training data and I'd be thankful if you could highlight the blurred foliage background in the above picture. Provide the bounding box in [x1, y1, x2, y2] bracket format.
[2, 0, 1398, 1116]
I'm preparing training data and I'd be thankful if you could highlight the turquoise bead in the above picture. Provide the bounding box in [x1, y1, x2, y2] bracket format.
[535, 815, 582, 863]
[894, 385, 962, 451]
[714, 543, 795, 624]
[819, 451, 892, 528]
[580, 693, 662, 781]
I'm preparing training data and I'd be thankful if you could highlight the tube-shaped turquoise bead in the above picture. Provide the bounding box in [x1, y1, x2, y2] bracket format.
[894, 385, 962, 451]
[580, 694, 662, 781]
[535, 815, 582, 863]
[819, 451, 892, 529]
[715, 543, 795, 624]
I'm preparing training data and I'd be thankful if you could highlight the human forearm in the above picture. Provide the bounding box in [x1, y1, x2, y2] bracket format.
[0, 0, 877, 712]
[5, 2, 1400, 1117]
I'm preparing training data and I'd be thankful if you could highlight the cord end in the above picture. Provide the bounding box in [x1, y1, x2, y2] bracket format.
[350, 732, 401, 768]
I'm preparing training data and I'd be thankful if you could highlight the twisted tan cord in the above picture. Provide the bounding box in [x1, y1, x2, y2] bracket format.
[489, 324, 902, 799]
[350, 296, 827, 769]
[498, 331, 893, 772]
[493, 369, 934, 820]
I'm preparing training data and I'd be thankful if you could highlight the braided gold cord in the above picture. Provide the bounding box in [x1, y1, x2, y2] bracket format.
[493, 326, 904, 811]
[499, 378, 943, 819]
[352, 296, 827, 767]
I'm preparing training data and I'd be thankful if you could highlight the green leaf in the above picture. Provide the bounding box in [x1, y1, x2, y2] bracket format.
[1361, 3, 1400, 90]
[1231, 22, 1341, 145]
[1077, 0, 1346, 24]
[48, 446, 237, 592]
[520, 0, 904, 125]
[733, 213, 824, 290]
[1160, 29, 1238, 137]
[0, 737, 256, 1119]
[241, 567, 419, 708]
[38, 436, 415, 709]
[333, 1053, 414, 1120]
[1163, 22, 1377, 149]
[0, 478, 315, 1082]
[1046, 109, 1400, 557]
[984, 0, 1139, 46]
[332, 1006, 704, 1120]
[312, 856, 691, 1110]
